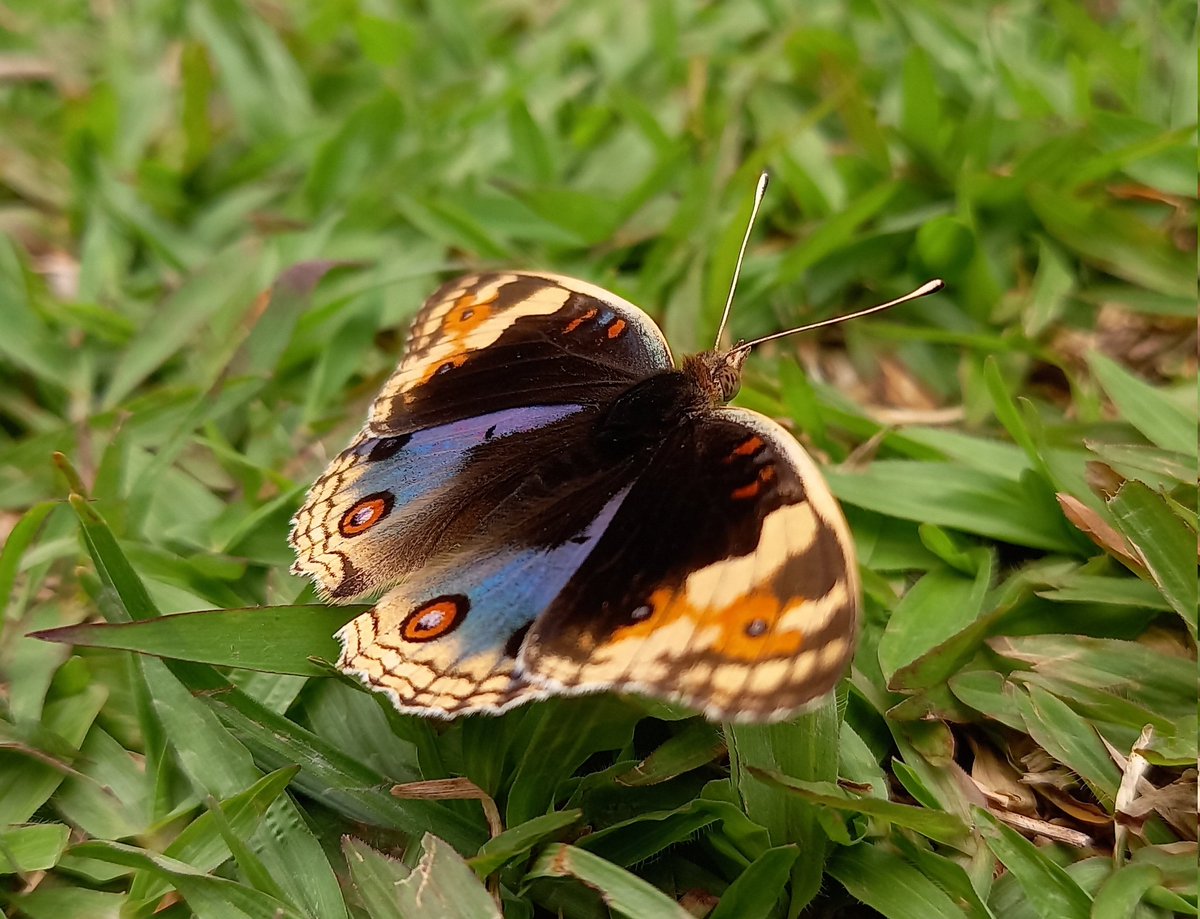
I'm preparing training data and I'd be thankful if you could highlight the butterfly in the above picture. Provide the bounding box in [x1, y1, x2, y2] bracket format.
[290, 180, 942, 722]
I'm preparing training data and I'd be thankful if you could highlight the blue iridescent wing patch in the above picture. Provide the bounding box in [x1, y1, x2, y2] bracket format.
[336, 487, 628, 716]
[291, 405, 584, 599]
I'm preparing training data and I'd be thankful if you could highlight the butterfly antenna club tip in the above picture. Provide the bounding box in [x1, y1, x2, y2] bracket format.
[714, 170, 770, 350]
[734, 278, 946, 353]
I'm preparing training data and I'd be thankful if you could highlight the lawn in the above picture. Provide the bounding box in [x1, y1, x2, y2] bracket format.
[0, 2, 1196, 918]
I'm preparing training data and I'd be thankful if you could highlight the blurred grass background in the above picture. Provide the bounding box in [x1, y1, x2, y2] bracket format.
[0, 1, 1196, 918]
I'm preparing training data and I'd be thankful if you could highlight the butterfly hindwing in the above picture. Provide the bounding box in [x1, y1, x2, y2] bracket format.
[518, 407, 861, 722]
[337, 487, 630, 716]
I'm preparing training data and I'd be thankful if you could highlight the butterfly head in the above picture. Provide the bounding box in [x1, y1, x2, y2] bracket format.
[688, 347, 749, 404]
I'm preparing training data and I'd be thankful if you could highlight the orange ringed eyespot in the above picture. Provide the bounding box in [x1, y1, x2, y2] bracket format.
[400, 595, 469, 642]
[338, 492, 394, 537]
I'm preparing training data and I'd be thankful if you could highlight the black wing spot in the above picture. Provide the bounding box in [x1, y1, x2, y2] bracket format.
[504, 622, 532, 659]
[368, 434, 413, 462]
[484, 425, 497, 440]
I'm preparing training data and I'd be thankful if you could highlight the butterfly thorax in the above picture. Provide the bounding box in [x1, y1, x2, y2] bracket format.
[594, 350, 747, 457]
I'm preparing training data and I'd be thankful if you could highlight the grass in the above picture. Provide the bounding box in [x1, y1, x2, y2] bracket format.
[0, 1, 1196, 917]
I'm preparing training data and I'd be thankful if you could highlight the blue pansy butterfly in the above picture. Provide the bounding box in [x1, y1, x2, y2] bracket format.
[290, 177, 941, 721]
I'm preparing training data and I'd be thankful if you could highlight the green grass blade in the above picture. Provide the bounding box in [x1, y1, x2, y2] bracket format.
[527, 844, 692, 919]
[0, 823, 70, 874]
[1088, 352, 1197, 456]
[378, 834, 501, 919]
[470, 809, 583, 877]
[193, 678, 486, 851]
[1013, 685, 1122, 807]
[67, 840, 308, 919]
[31, 605, 360, 676]
[728, 698, 840, 915]
[747, 768, 972, 848]
[826, 463, 1079, 552]
[126, 767, 301, 909]
[974, 808, 1092, 919]
[0, 500, 58, 637]
[342, 837, 411, 919]
[1107, 481, 1198, 636]
[828, 843, 972, 919]
[707, 845, 798, 919]
[1089, 862, 1162, 919]
[67, 493, 157, 622]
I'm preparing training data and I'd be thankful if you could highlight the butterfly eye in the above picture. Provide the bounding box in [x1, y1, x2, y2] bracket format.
[339, 492, 394, 537]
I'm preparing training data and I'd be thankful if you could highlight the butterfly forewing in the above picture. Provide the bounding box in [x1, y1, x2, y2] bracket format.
[366, 272, 673, 435]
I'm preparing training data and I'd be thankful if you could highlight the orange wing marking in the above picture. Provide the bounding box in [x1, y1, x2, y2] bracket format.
[563, 309, 598, 334]
[731, 464, 775, 500]
[443, 292, 494, 333]
[724, 436, 765, 462]
[614, 587, 805, 662]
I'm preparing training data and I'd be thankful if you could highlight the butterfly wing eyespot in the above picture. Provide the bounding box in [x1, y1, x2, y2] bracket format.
[400, 595, 469, 642]
[338, 491, 395, 537]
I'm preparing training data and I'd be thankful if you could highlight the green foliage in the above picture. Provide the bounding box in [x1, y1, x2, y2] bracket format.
[1, 1, 1195, 917]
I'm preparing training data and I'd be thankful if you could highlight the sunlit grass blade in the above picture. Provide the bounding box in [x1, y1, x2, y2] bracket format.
[353, 833, 501, 919]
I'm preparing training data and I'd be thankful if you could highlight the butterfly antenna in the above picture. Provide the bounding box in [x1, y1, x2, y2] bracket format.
[714, 171, 770, 350]
[733, 279, 945, 353]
